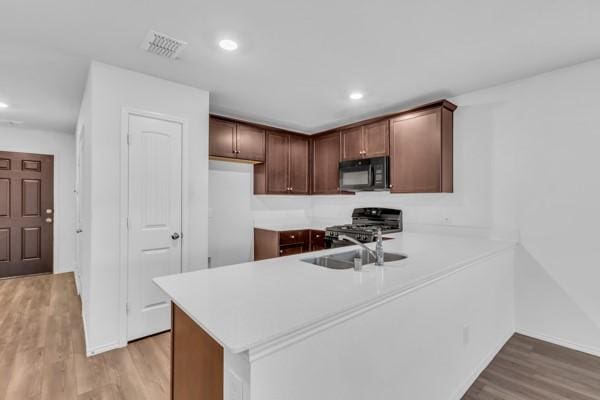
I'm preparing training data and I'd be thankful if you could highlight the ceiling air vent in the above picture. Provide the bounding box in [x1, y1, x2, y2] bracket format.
[141, 30, 188, 59]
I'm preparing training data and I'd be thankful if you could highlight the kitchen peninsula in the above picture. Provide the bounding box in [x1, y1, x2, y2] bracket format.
[154, 232, 515, 400]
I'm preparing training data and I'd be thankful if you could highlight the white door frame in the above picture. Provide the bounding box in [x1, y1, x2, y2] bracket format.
[119, 107, 190, 347]
[74, 124, 85, 295]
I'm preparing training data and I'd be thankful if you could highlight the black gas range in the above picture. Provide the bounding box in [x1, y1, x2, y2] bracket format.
[325, 208, 403, 248]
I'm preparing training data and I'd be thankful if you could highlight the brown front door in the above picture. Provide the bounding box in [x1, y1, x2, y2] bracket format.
[0, 151, 53, 278]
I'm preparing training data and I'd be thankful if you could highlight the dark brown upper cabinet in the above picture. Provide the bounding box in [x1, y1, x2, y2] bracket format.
[341, 126, 364, 160]
[312, 132, 340, 194]
[341, 120, 389, 160]
[209, 117, 265, 162]
[209, 118, 236, 158]
[363, 120, 389, 158]
[289, 135, 309, 194]
[255, 131, 309, 195]
[389, 103, 455, 193]
[236, 124, 266, 162]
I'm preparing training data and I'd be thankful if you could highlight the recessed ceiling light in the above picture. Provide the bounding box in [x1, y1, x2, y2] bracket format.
[0, 102, 9, 109]
[219, 39, 238, 51]
[349, 92, 364, 100]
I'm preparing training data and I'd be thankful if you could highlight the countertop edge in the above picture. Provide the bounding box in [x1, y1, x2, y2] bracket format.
[155, 241, 517, 357]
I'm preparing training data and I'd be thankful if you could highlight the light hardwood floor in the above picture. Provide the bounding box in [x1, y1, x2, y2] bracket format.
[1, 273, 599, 400]
[0, 273, 169, 400]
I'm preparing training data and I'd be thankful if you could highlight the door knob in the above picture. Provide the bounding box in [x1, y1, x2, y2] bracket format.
[45, 218, 53, 223]
[171, 232, 181, 240]
[76, 229, 83, 234]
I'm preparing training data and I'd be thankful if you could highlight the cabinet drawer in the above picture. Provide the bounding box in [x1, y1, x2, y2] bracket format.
[310, 230, 325, 243]
[279, 230, 306, 245]
[279, 244, 304, 256]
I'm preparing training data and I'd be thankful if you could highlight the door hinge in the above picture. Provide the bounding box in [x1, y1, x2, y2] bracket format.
[126, 217, 130, 230]
[126, 302, 130, 314]
[127, 134, 133, 145]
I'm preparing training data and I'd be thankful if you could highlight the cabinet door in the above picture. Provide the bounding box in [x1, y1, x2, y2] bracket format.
[310, 230, 325, 251]
[236, 123, 265, 162]
[364, 120, 389, 157]
[209, 118, 236, 158]
[266, 132, 290, 194]
[340, 126, 364, 160]
[390, 108, 442, 193]
[289, 136, 309, 194]
[312, 132, 340, 194]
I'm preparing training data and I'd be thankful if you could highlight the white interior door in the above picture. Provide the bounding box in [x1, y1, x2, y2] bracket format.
[127, 112, 183, 341]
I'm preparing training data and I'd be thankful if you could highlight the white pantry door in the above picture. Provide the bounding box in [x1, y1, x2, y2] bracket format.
[127, 113, 183, 341]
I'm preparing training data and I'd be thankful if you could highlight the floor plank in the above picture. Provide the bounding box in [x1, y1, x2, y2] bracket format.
[0, 273, 169, 400]
[1, 273, 599, 400]
[463, 334, 600, 400]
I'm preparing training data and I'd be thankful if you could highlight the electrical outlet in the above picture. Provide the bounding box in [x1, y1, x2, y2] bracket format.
[463, 325, 470, 345]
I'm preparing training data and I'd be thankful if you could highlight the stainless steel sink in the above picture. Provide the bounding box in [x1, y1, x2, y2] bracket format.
[302, 250, 407, 270]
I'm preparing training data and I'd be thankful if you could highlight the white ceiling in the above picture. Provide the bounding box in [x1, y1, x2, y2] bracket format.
[1, 0, 600, 134]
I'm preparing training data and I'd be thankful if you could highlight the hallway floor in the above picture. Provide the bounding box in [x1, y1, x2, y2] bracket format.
[1, 273, 599, 400]
[0, 273, 169, 400]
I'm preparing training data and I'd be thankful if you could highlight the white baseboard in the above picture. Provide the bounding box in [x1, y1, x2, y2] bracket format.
[80, 293, 124, 356]
[517, 328, 600, 358]
[74, 270, 81, 295]
[87, 340, 123, 357]
[450, 329, 514, 400]
[81, 306, 91, 356]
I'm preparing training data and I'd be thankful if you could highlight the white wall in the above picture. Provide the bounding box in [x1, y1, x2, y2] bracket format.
[0, 126, 76, 273]
[76, 73, 93, 337]
[80, 61, 209, 354]
[251, 250, 515, 400]
[211, 58, 600, 356]
[208, 160, 310, 267]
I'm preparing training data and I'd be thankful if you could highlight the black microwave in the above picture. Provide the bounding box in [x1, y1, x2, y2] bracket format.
[339, 156, 389, 192]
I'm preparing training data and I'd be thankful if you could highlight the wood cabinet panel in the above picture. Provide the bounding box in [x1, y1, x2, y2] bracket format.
[279, 230, 306, 245]
[312, 132, 340, 194]
[172, 303, 223, 400]
[289, 136, 309, 194]
[390, 107, 450, 193]
[266, 132, 290, 194]
[309, 230, 325, 251]
[236, 123, 265, 162]
[280, 245, 304, 256]
[363, 120, 389, 157]
[254, 228, 279, 260]
[341, 126, 364, 161]
[209, 118, 236, 158]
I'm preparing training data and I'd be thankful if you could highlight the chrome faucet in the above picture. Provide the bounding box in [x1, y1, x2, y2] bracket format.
[338, 228, 385, 267]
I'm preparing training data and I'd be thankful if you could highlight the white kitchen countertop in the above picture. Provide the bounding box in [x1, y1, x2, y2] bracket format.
[154, 232, 515, 354]
[253, 219, 342, 232]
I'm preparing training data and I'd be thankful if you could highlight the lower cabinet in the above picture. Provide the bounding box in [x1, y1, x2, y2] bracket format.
[171, 303, 223, 400]
[254, 228, 326, 261]
[309, 230, 325, 251]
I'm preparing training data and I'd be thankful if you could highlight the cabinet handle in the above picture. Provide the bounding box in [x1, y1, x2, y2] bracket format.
[315, 235, 320, 238]
[280, 250, 283, 254]
[389, 184, 393, 188]
[290, 235, 295, 239]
